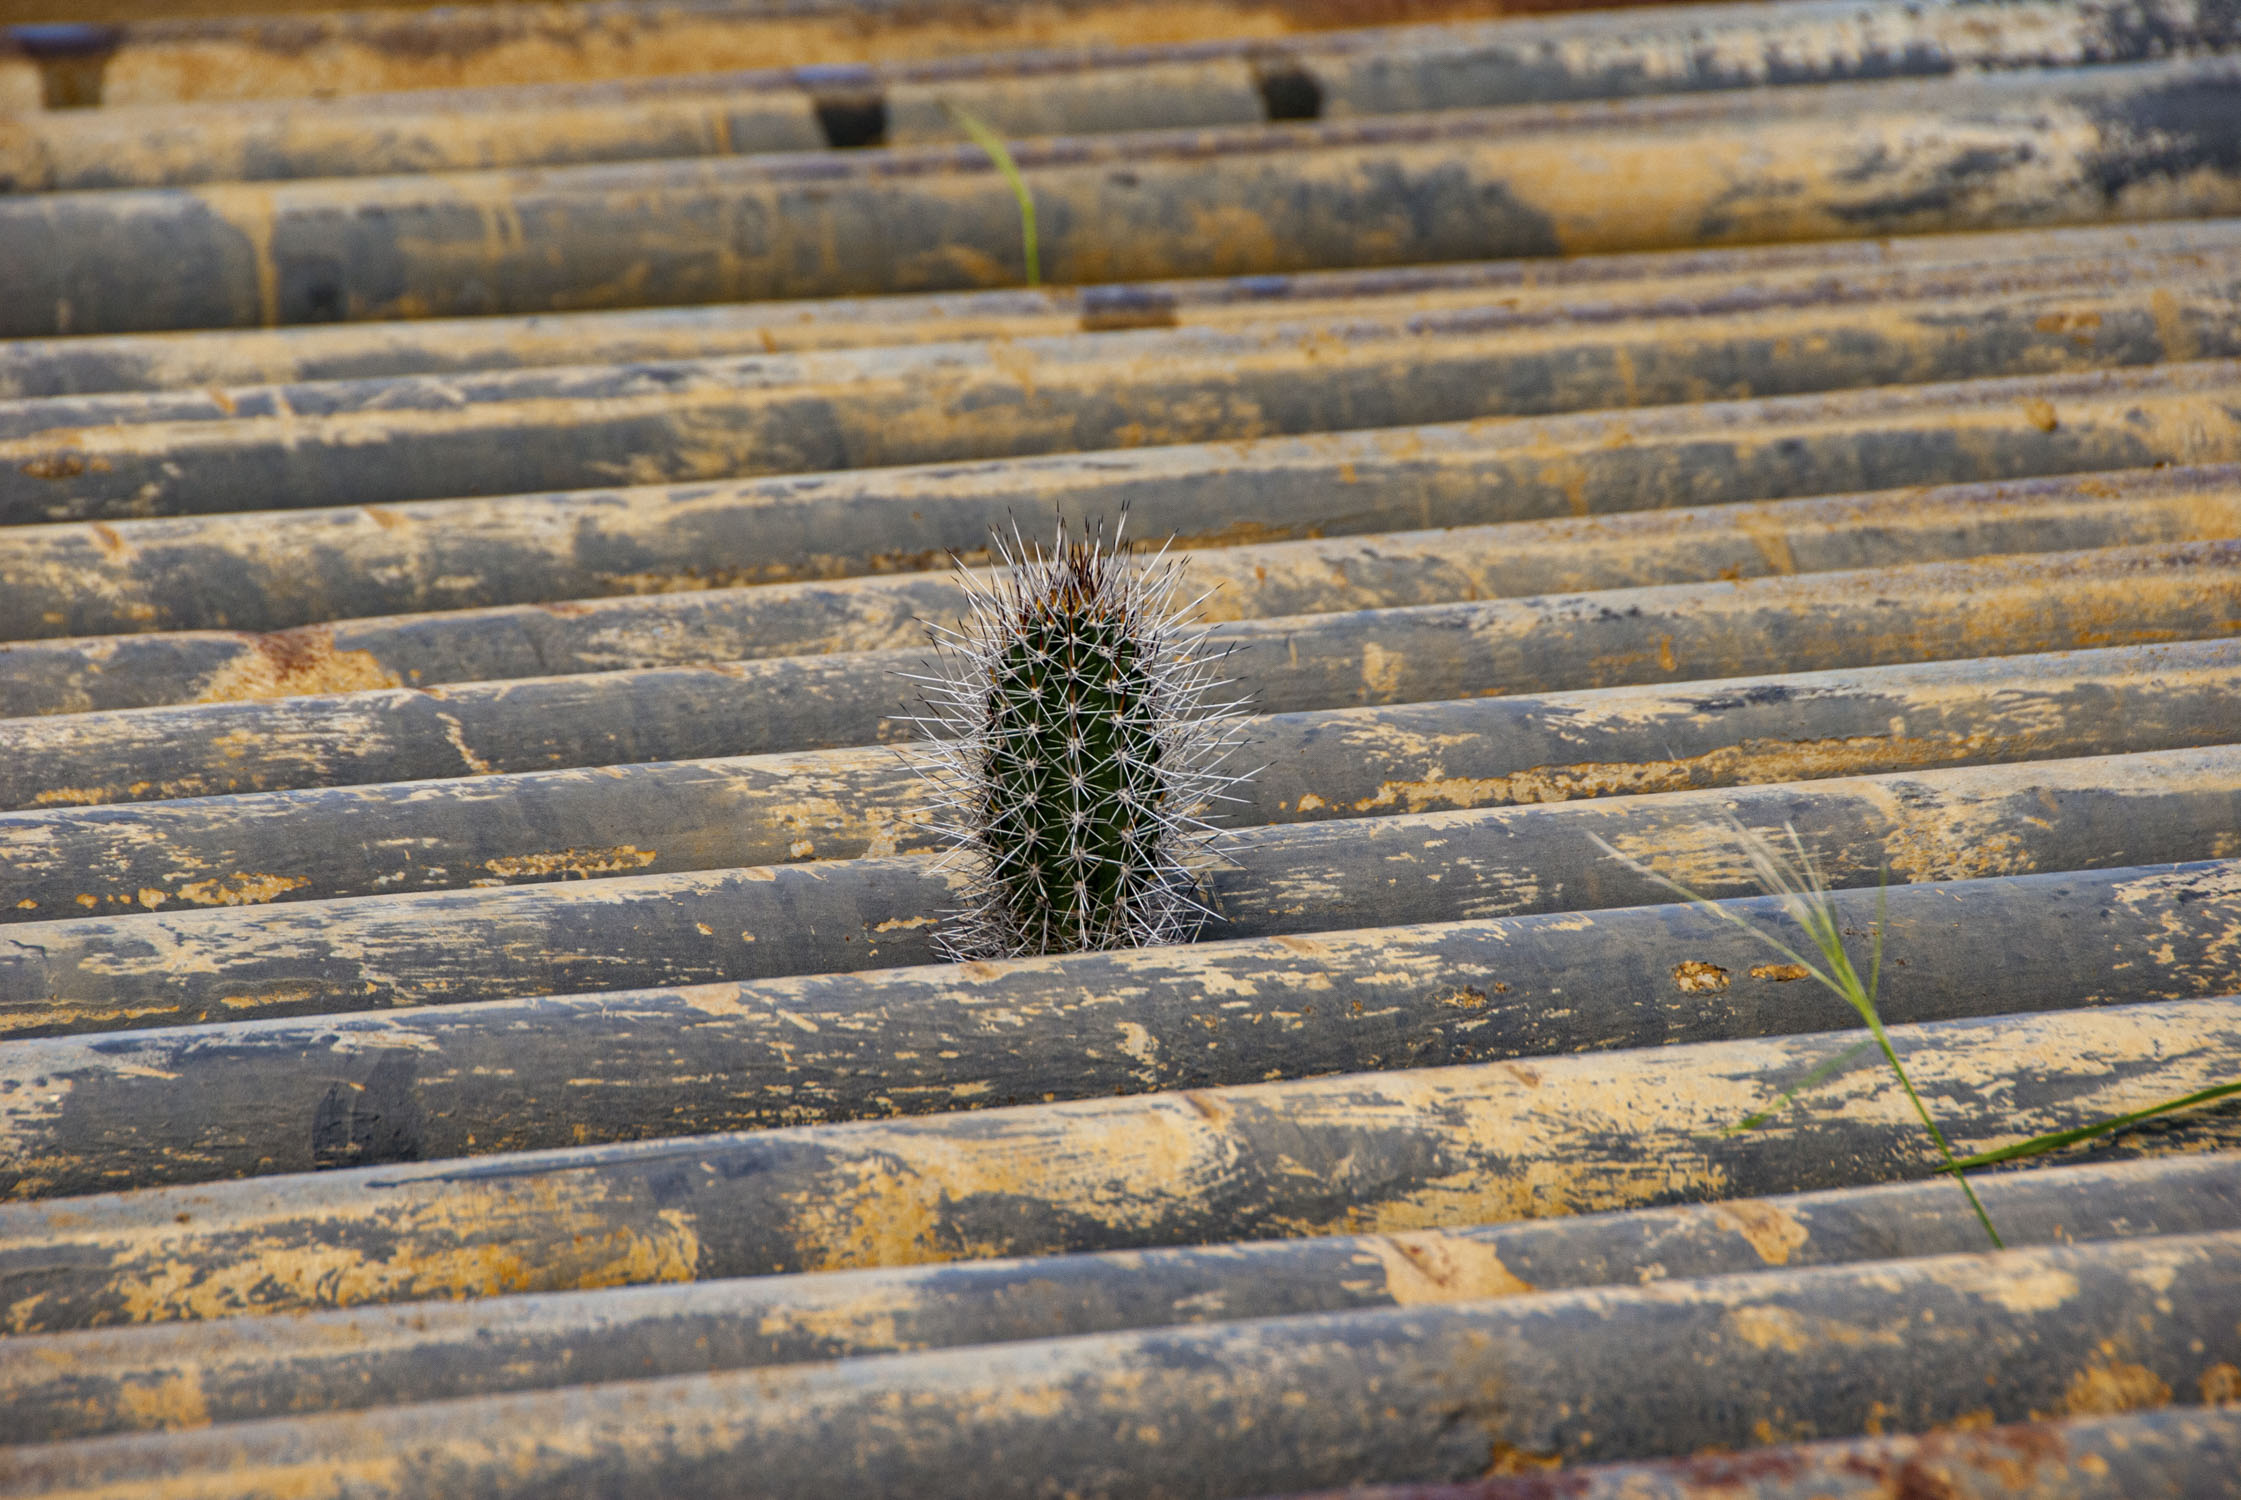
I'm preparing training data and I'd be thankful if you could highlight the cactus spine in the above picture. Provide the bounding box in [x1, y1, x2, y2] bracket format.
[908, 518, 1250, 960]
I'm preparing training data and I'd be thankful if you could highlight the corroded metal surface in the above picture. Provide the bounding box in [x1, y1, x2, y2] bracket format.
[0, 746, 2232, 1033]
[0, 1153, 2231, 1443]
[6, 59, 2241, 336]
[8, 0, 2241, 186]
[9, 266, 2238, 526]
[8, 466, 2241, 715]
[3, 1235, 2239, 1497]
[2, 860, 2235, 1197]
[1294, 1407, 2241, 1500]
[0, 996, 2234, 1333]
[0, 0, 1645, 108]
[7, 539, 2235, 809]
[5, 361, 2231, 643]
[5, 641, 2236, 914]
[3, 1232, 2238, 1493]
[5, 219, 2234, 398]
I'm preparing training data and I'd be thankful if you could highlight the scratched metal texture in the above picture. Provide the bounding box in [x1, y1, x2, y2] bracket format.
[5, 218, 2237, 398]
[8, 0, 2241, 187]
[0, 1154, 2228, 1443]
[7, 59, 2241, 336]
[1, 745, 2236, 1030]
[0, 0, 2238, 1493]
[1, 861, 2236, 1197]
[7, 261, 2238, 525]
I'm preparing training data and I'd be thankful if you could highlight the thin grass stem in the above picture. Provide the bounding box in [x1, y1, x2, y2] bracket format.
[942, 101, 1042, 287]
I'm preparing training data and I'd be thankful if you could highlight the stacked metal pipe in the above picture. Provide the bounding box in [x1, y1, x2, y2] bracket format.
[1, 0, 2239, 1494]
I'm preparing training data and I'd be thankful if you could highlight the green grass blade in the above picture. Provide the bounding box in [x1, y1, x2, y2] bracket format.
[1946, 1080, 2241, 1170]
[942, 101, 1042, 287]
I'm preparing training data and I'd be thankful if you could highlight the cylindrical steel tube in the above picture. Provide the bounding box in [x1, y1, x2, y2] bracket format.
[6, 361, 2234, 643]
[6, 219, 2233, 399]
[0, 746, 2233, 1033]
[6, 641, 2237, 916]
[5, 1233, 2240, 1494]
[7, 60, 2240, 336]
[0, 1153, 2232, 1445]
[0, 994, 2234, 1332]
[13, 0, 2240, 189]
[8, 467, 2241, 715]
[6, 361, 2233, 645]
[2, 860, 2234, 1196]
[6, 539, 2234, 809]
[9, 269, 2236, 526]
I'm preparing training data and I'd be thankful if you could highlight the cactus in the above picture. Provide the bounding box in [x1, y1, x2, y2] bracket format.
[906, 517, 1252, 959]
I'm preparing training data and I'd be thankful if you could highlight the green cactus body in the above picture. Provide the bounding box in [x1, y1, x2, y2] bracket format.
[910, 520, 1248, 960]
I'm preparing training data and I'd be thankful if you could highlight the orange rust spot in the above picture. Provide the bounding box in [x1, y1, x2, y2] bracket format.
[1710, 1199, 1810, 1265]
[1672, 960, 1730, 993]
[482, 847, 659, 881]
[193, 628, 401, 704]
[2021, 398, 2060, 433]
[1750, 963, 1811, 982]
[2202, 1363, 2241, 1406]
[2064, 1361, 2173, 1416]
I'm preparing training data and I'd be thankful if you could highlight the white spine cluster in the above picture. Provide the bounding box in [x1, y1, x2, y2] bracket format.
[903, 517, 1253, 960]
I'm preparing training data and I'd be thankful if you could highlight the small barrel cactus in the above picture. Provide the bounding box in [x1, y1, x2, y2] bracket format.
[906, 517, 1252, 959]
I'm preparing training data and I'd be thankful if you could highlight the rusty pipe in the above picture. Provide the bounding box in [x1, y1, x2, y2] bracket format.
[3, 361, 2232, 646]
[0, 1152, 2234, 1444]
[8, 465, 2241, 716]
[11, 0, 2240, 188]
[7, 267, 2238, 526]
[6, 219, 2235, 400]
[1280, 1407, 2241, 1500]
[6, 59, 2241, 336]
[0, 994, 2235, 1333]
[4, 538, 2235, 810]
[5, 640, 2238, 917]
[0, 745, 2234, 1033]
[2, 859, 2236, 1197]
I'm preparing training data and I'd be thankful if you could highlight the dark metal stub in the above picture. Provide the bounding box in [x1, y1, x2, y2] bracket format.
[812, 90, 889, 149]
[7, 23, 122, 110]
[1255, 61, 1325, 121]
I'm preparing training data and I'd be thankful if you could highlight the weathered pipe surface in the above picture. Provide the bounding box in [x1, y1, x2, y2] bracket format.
[8, 59, 2241, 336]
[8, 538, 2237, 811]
[6, 1233, 2241, 1498]
[2, 1155, 2232, 1447]
[7, 641, 2238, 918]
[4, 219, 2232, 398]
[0, 745, 2233, 1035]
[11, 466, 2241, 716]
[9, 1235, 2241, 1500]
[13, 0, 2241, 189]
[3, 860, 2236, 1199]
[0, 0, 1604, 109]
[1293, 1406, 2241, 1500]
[0, 992, 2234, 1334]
[4, 360, 2233, 642]
[9, 272, 2238, 528]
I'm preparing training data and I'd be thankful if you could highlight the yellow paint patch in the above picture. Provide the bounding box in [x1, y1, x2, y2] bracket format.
[1710, 1200, 1810, 1266]
[1365, 1231, 1537, 1305]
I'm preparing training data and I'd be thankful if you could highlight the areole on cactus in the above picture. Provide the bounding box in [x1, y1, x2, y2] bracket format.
[904, 516, 1254, 960]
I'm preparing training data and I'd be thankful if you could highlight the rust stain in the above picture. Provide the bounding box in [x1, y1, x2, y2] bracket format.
[482, 847, 660, 881]
[1750, 963, 1812, 982]
[1367, 1231, 1536, 1305]
[172, 873, 310, 907]
[1709, 1200, 1811, 1266]
[192, 628, 402, 704]
[2201, 1362, 2241, 1406]
[1672, 960, 1731, 994]
[2062, 1361, 2173, 1416]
